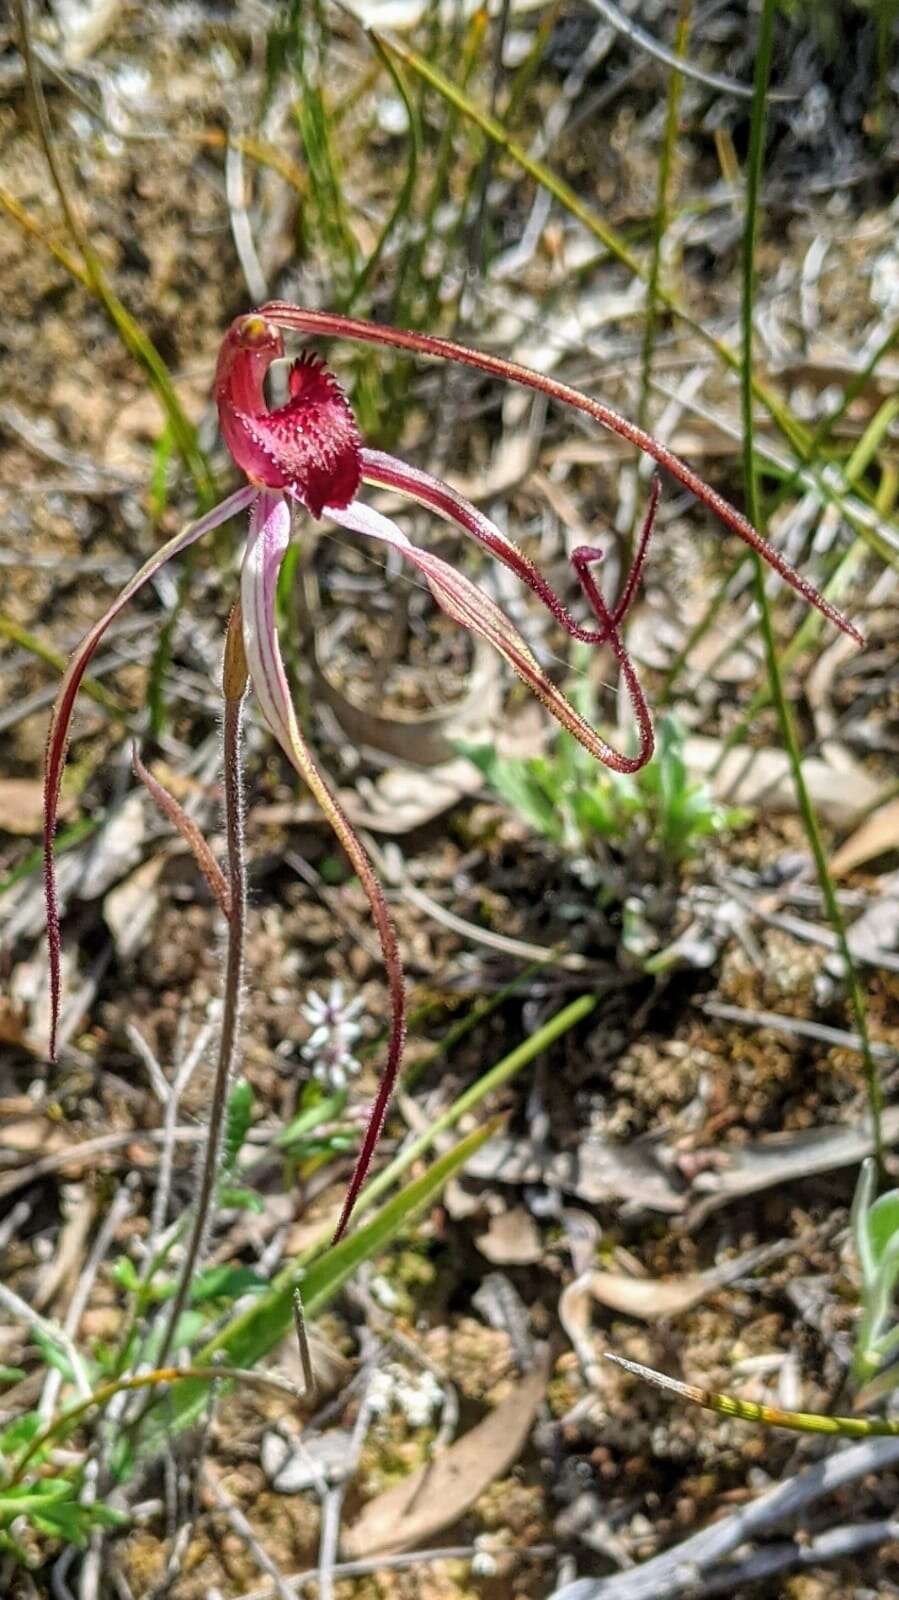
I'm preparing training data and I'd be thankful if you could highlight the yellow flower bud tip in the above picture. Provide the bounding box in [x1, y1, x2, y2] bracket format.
[237, 313, 275, 347]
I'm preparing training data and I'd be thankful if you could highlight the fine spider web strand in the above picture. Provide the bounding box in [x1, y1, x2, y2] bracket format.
[151, 611, 248, 1375]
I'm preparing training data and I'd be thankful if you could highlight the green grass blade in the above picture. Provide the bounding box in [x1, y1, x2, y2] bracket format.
[0, 817, 101, 899]
[148, 1117, 500, 1438]
[343, 35, 420, 314]
[356, 993, 597, 1220]
[393, 8, 487, 328]
[0, 617, 127, 718]
[293, 0, 359, 284]
[740, 0, 882, 1159]
[377, 31, 896, 569]
[638, 0, 689, 436]
[11, 2, 215, 505]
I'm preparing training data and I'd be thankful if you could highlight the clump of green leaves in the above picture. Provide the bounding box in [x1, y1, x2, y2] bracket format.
[851, 1157, 899, 1393]
[460, 713, 746, 867]
[0, 1408, 127, 1564]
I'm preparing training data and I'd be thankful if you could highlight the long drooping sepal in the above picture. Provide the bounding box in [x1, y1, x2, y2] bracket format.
[325, 497, 654, 772]
[43, 484, 257, 1061]
[262, 302, 863, 646]
[240, 491, 407, 1241]
[360, 447, 652, 645]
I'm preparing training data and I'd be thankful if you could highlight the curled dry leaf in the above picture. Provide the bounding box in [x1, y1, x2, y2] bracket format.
[559, 1273, 604, 1391]
[341, 1347, 550, 1558]
[584, 1241, 789, 1321]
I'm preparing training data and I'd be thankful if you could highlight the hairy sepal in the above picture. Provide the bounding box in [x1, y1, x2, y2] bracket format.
[44, 485, 256, 1060]
[326, 497, 654, 772]
[240, 490, 407, 1240]
[263, 302, 863, 647]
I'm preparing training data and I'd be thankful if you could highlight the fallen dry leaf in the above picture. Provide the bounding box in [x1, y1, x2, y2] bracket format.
[686, 1104, 899, 1226]
[466, 1132, 685, 1213]
[341, 1349, 549, 1558]
[0, 1001, 29, 1048]
[104, 851, 167, 960]
[0, 779, 72, 836]
[585, 1268, 712, 1320]
[685, 737, 886, 827]
[476, 1205, 542, 1265]
[559, 1274, 604, 1390]
[583, 1242, 787, 1321]
[830, 798, 899, 878]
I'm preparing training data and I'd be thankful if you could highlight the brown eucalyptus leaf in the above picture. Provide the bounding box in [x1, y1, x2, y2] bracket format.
[341, 1349, 549, 1558]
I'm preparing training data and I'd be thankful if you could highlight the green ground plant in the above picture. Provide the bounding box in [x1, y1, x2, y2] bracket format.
[460, 712, 746, 868]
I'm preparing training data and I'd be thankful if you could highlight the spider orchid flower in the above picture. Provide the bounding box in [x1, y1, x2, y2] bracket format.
[44, 304, 862, 1240]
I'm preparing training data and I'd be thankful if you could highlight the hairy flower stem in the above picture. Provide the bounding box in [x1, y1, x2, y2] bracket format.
[153, 611, 248, 1372]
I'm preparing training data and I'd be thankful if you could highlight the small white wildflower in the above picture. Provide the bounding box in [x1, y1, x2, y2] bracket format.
[112, 64, 151, 104]
[368, 1363, 443, 1428]
[377, 96, 410, 136]
[300, 981, 366, 1093]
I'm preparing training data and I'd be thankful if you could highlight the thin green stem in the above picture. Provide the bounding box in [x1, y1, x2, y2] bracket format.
[608, 1352, 899, 1439]
[377, 30, 895, 566]
[740, 0, 882, 1160]
[10, 1364, 301, 1486]
[153, 674, 247, 1370]
[343, 35, 420, 314]
[637, 0, 689, 437]
[14, 0, 215, 503]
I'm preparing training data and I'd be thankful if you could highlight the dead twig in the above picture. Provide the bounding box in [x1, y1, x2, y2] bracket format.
[204, 1464, 295, 1600]
[549, 1436, 899, 1599]
[701, 998, 899, 1062]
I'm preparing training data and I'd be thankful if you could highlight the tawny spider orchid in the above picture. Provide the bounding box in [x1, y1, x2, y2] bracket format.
[44, 304, 862, 1239]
